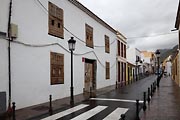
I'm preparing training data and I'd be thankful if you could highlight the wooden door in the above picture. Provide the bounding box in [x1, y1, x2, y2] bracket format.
[128, 67, 130, 84]
[84, 62, 93, 92]
[118, 62, 120, 82]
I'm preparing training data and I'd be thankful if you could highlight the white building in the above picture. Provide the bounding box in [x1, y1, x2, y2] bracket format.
[141, 51, 154, 74]
[164, 56, 172, 76]
[126, 47, 141, 80]
[166, 61, 172, 75]
[127, 47, 141, 64]
[0, 0, 123, 110]
[116, 31, 127, 86]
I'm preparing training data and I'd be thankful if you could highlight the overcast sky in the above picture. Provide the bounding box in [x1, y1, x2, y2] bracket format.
[80, 0, 179, 51]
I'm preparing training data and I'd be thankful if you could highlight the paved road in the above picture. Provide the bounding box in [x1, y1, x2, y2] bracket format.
[140, 76, 180, 120]
[31, 75, 157, 120]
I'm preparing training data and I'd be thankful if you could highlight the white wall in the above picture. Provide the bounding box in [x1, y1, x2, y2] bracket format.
[141, 54, 151, 64]
[127, 47, 136, 64]
[0, 0, 117, 109]
[166, 61, 172, 75]
[127, 47, 141, 64]
[0, 38, 8, 95]
[0, 0, 9, 33]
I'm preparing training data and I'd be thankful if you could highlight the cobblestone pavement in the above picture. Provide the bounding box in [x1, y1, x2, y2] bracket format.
[140, 76, 180, 120]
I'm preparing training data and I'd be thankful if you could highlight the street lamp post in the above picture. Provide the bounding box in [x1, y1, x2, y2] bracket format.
[155, 50, 160, 87]
[68, 37, 76, 106]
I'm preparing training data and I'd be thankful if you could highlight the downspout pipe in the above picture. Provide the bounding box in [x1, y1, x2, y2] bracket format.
[7, 0, 12, 112]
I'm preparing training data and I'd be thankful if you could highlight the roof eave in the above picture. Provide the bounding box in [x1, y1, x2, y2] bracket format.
[68, 0, 117, 34]
[175, 1, 180, 29]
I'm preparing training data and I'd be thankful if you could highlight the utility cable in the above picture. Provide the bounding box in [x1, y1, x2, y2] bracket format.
[34, 0, 118, 68]
[36, 0, 178, 42]
[36, 0, 116, 47]
[2, 38, 117, 68]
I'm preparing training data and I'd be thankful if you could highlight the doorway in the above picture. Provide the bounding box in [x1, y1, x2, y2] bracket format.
[84, 59, 97, 98]
[128, 67, 130, 84]
[118, 62, 120, 82]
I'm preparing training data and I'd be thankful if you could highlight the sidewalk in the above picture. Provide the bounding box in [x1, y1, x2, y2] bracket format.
[1, 85, 116, 120]
[140, 76, 180, 120]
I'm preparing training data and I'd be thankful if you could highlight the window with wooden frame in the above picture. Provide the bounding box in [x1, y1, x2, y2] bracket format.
[48, 2, 64, 39]
[50, 52, 64, 85]
[121, 42, 123, 57]
[117, 40, 120, 56]
[105, 35, 110, 53]
[106, 62, 110, 79]
[124, 44, 126, 58]
[85, 24, 94, 48]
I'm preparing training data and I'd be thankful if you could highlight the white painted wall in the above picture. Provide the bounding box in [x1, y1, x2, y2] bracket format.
[127, 47, 141, 64]
[0, 0, 9, 33]
[0, 0, 117, 109]
[127, 47, 136, 64]
[166, 61, 172, 75]
[0, 38, 9, 96]
[141, 54, 151, 64]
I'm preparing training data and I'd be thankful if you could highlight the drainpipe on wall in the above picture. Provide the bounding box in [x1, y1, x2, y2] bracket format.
[7, 0, 12, 112]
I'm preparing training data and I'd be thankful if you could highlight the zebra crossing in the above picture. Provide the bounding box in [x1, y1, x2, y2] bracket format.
[41, 104, 88, 120]
[71, 105, 107, 120]
[41, 103, 129, 120]
[90, 98, 143, 103]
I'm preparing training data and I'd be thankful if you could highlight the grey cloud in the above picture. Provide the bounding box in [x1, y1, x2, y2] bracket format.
[80, 0, 179, 51]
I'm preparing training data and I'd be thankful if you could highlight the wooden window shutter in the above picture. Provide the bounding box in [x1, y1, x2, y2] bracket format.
[124, 44, 126, 58]
[50, 52, 64, 85]
[106, 62, 110, 79]
[48, 2, 64, 39]
[105, 35, 110, 53]
[121, 42, 123, 57]
[85, 24, 94, 48]
[118, 41, 120, 56]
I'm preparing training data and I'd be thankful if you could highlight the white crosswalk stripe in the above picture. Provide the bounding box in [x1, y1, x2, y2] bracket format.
[41, 104, 89, 120]
[70, 105, 107, 120]
[103, 108, 128, 120]
[41, 104, 129, 120]
[90, 98, 143, 103]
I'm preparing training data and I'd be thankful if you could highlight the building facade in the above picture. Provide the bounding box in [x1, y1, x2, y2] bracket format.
[141, 51, 154, 74]
[0, 0, 124, 110]
[126, 62, 135, 84]
[172, 53, 179, 85]
[162, 56, 172, 76]
[127, 47, 141, 81]
[173, 1, 180, 86]
[116, 31, 127, 86]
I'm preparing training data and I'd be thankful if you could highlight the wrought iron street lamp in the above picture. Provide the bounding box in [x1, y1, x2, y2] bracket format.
[155, 50, 160, 87]
[68, 37, 76, 106]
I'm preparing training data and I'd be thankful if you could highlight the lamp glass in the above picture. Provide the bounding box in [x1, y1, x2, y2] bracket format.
[155, 50, 160, 58]
[156, 54, 160, 58]
[68, 37, 76, 51]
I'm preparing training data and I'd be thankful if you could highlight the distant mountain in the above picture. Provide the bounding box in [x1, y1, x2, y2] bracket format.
[159, 45, 178, 62]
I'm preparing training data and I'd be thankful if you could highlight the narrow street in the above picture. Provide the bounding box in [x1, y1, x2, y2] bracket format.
[140, 75, 180, 120]
[0, 1, 179, 120]
[31, 75, 156, 120]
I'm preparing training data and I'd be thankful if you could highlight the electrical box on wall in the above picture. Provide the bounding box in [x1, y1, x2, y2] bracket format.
[10, 23, 18, 38]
